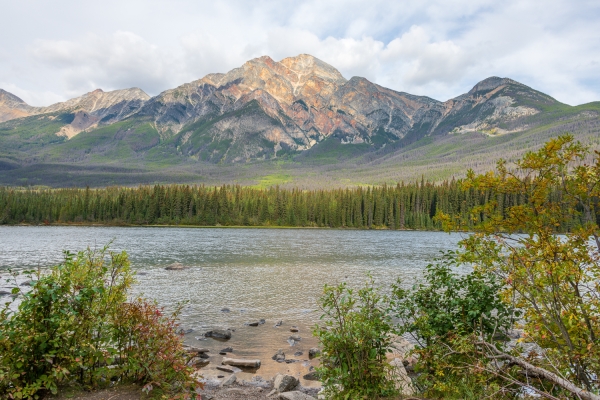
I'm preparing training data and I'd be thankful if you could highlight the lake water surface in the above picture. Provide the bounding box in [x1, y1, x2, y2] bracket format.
[0, 226, 462, 383]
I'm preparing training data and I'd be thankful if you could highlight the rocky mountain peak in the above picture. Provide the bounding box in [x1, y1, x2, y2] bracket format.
[41, 87, 150, 114]
[279, 54, 346, 85]
[468, 76, 521, 94]
[0, 89, 36, 123]
[0, 89, 27, 105]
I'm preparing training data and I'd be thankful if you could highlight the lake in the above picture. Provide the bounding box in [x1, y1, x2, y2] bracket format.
[0, 226, 462, 384]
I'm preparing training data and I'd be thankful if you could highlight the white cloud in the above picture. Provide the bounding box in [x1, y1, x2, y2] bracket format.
[0, 82, 64, 106]
[30, 32, 179, 97]
[0, 0, 597, 106]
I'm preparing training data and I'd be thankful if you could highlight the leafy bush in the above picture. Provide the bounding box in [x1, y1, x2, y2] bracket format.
[393, 251, 515, 345]
[0, 246, 201, 399]
[393, 254, 518, 399]
[445, 135, 600, 393]
[313, 276, 398, 400]
[115, 298, 196, 396]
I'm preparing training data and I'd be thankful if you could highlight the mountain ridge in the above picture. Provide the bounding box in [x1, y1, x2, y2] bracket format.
[0, 54, 598, 187]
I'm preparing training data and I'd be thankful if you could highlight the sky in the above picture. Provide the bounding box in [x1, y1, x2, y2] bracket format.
[1, 0, 599, 106]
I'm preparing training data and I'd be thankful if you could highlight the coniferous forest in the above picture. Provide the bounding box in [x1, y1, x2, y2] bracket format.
[1, 178, 574, 230]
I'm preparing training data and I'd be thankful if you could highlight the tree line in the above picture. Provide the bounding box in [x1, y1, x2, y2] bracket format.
[0, 178, 582, 230]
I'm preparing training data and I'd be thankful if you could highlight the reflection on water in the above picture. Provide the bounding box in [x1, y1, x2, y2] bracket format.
[0, 226, 462, 383]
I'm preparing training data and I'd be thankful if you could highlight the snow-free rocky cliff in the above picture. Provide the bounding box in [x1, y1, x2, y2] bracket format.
[0, 54, 566, 163]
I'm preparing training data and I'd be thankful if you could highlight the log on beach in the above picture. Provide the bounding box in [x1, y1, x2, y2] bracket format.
[221, 357, 261, 368]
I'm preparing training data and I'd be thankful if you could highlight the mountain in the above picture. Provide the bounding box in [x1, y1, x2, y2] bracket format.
[0, 54, 598, 187]
[0, 89, 36, 123]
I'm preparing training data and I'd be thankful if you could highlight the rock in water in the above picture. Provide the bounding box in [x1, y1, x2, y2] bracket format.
[221, 357, 261, 368]
[205, 328, 232, 340]
[187, 357, 209, 368]
[183, 346, 209, 354]
[216, 365, 240, 373]
[289, 334, 301, 341]
[290, 326, 299, 332]
[165, 262, 186, 270]
[272, 349, 286, 363]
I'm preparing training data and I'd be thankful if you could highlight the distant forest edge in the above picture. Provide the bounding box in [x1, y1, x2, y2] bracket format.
[0, 180, 586, 231]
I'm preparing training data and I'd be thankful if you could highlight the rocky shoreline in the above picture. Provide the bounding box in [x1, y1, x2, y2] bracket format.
[180, 321, 418, 400]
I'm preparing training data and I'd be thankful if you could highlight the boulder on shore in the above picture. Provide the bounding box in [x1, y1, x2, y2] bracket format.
[187, 357, 209, 368]
[390, 358, 415, 396]
[219, 373, 237, 387]
[303, 371, 321, 381]
[273, 373, 299, 393]
[279, 391, 316, 400]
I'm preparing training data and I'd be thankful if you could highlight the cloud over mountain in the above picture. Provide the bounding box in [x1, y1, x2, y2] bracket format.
[1, 0, 598, 106]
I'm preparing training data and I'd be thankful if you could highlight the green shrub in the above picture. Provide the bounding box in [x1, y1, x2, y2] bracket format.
[313, 276, 398, 400]
[0, 246, 201, 399]
[392, 253, 518, 399]
[393, 251, 515, 345]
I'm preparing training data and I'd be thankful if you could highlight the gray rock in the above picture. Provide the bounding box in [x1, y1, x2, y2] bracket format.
[183, 346, 209, 354]
[308, 348, 320, 358]
[216, 365, 240, 373]
[294, 351, 303, 356]
[274, 320, 283, 327]
[222, 357, 261, 368]
[303, 371, 321, 381]
[219, 347, 233, 354]
[20, 280, 35, 286]
[0, 290, 12, 296]
[220, 373, 237, 387]
[205, 328, 232, 339]
[390, 358, 415, 396]
[279, 391, 316, 400]
[290, 326, 299, 332]
[289, 334, 301, 341]
[221, 307, 231, 312]
[272, 349, 286, 363]
[248, 321, 259, 327]
[186, 357, 209, 367]
[273, 373, 299, 393]
[259, 319, 266, 325]
[165, 262, 187, 270]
